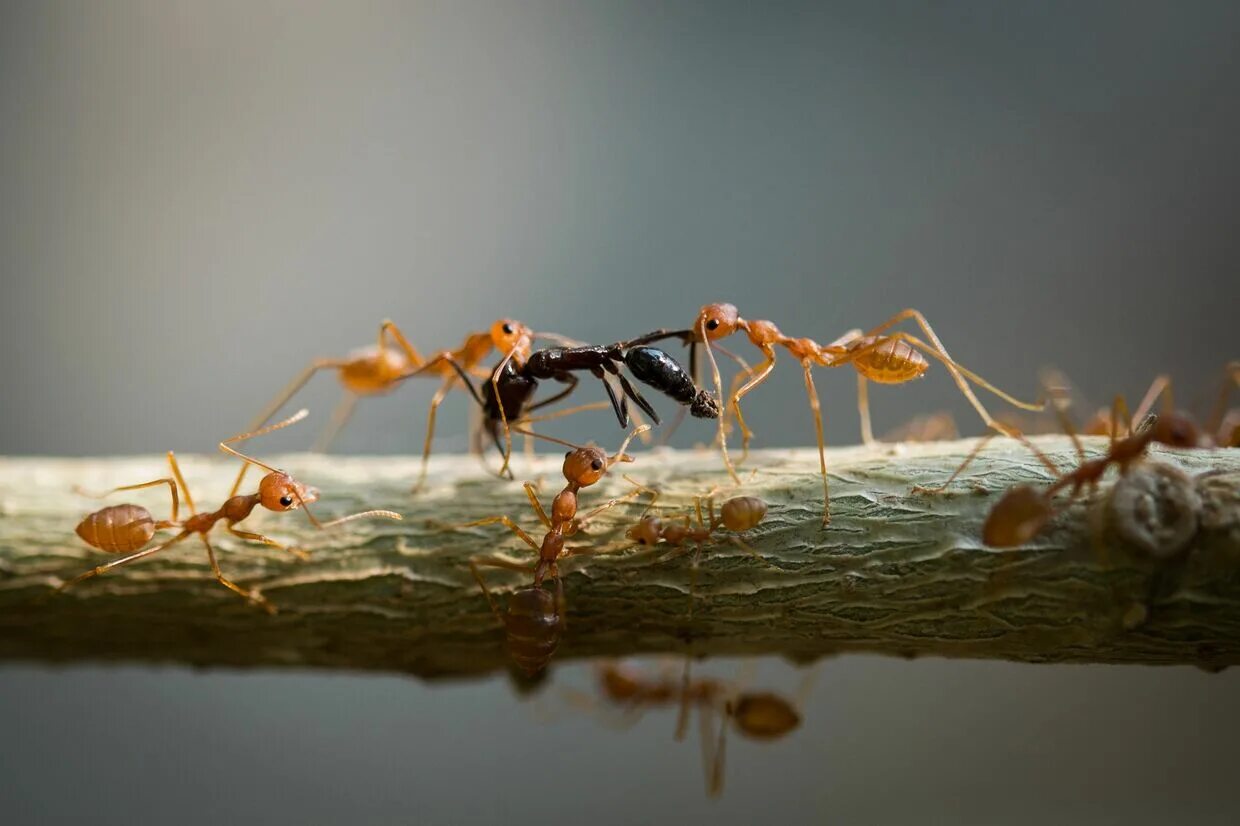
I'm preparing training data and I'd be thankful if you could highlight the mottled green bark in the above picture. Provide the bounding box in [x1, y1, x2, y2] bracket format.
[0, 438, 1237, 679]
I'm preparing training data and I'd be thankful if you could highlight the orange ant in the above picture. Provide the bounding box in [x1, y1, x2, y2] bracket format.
[461, 425, 656, 672]
[625, 494, 771, 611]
[1080, 363, 1240, 448]
[575, 659, 809, 797]
[63, 410, 400, 612]
[931, 382, 1206, 548]
[654, 304, 1042, 525]
[240, 318, 575, 493]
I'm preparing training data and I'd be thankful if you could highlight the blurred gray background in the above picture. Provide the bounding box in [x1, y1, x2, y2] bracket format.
[1, 1, 1238, 824]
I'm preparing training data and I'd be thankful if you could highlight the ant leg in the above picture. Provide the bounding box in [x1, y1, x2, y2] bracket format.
[200, 535, 275, 614]
[912, 435, 998, 494]
[413, 376, 458, 493]
[700, 327, 739, 485]
[1207, 362, 1239, 438]
[378, 319, 425, 367]
[73, 477, 180, 525]
[674, 657, 693, 742]
[493, 345, 522, 479]
[857, 374, 876, 446]
[450, 515, 541, 554]
[312, 393, 359, 453]
[523, 482, 552, 530]
[57, 531, 191, 593]
[800, 362, 831, 527]
[468, 557, 510, 627]
[727, 345, 777, 465]
[167, 452, 197, 514]
[319, 510, 402, 528]
[226, 526, 310, 561]
[615, 372, 661, 425]
[221, 409, 311, 497]
[1132, 375, 1172, 428]
[245, 359, 345, 434]
[525, 373, 580, 414]
[517, 400, 615, 427]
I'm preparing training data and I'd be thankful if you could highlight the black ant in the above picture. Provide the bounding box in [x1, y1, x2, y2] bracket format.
[64, 410, 400, 612]
[447, 336, 720, 479]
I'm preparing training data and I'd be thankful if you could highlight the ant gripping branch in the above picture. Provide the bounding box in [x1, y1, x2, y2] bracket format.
[926, 379, 1207, 548]
[64, 410, 400, 613]
[637, 305, 1042, 526]
[460, 425, 655, 673]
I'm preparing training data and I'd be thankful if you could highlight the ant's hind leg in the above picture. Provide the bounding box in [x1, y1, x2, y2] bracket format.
[57, 531, 191, 593]
[800, 363, 831, 527]
[200, 536, 275, 614]
[74, 476, 181, 525]
[413, 377, 458, 494]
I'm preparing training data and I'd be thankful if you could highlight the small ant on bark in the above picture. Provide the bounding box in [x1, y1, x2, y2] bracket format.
[64, 410, 400, 612]
[460, 425, 656, 673]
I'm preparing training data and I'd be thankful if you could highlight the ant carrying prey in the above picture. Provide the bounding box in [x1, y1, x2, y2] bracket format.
[637, 304, 1042, 525]
[63, 410, 400, 612]
[447, 337, 720, 479]
[239, 317, 576, 491]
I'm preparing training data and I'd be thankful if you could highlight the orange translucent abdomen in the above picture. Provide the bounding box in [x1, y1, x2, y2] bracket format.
[75, 504, 156, 553]
[848, 337, 928, 384]
[338, 348, 410, 394]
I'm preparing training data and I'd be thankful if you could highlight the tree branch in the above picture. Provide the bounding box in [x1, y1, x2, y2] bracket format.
[1, 437, 1237, 679]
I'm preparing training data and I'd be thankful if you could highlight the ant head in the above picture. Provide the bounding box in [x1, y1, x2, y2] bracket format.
[696, 303, 740, 340]
[490, 318, 530, 353]
[258, 471, 319, 512]
[1149, 412, 1201, 448]
[563, 446, 609, 487]
[982, 485, 1052, 548]
[625, 515, 663, 545]
[729, 693, 801, 740]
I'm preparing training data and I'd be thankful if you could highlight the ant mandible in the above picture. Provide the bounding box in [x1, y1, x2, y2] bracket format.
[64, 410, 400, 613]
[651, 304, 1043, 525]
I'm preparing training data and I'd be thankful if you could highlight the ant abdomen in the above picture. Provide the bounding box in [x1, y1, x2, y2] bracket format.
[847, 336, 928, 384]
[504, 586, 565, 675]
[624, 346, 719, 419]
[75, 504, 157, 553]
[719, 496, 767, 532]
[730, 693, 801, 740]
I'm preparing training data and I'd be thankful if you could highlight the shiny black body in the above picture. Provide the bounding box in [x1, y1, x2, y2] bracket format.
[450, 335, 718, 455]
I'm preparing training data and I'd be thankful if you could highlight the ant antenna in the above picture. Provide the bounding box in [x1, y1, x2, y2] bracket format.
[221, 409, 308, 493]
[509, 426, 586, 451]
[610, 424, 652, 465]
[321, 509, 403, 528]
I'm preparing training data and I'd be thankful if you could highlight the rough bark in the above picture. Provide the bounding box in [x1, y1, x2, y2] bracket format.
[0, 437, 1237, 680]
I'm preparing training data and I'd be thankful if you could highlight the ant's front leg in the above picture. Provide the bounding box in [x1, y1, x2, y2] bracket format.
[226, 525, 310, 561]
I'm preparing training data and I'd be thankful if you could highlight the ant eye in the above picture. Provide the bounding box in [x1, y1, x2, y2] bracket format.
[279, 495, 293, 507]
[502, 323, 514, 335]
[591, 459, 603, 471]
[565, 450, 572, 458]
[706, 318, 720, 331]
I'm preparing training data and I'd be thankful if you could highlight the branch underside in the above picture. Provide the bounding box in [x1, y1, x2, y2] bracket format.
[0, 437, 1237, 680]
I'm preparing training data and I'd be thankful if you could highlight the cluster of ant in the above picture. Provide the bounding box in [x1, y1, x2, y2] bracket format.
[61, 305, 1236, 672]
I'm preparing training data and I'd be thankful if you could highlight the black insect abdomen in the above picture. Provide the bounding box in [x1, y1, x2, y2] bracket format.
[624, 347, 695, 404]
[483, 360, 537, 421]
